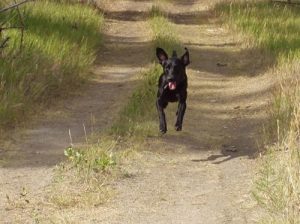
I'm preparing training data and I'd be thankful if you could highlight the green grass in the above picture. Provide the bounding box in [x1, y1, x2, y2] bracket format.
[0, 0, 103, 126]
[216, 1, 300, 223]
[150, 11, 181, 54]
[111, 8, 182, 137]
[111, 65, 161, 137]
[215, 0, 300, 62]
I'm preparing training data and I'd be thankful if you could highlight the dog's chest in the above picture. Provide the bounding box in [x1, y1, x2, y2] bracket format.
[162, 89, 179, 102]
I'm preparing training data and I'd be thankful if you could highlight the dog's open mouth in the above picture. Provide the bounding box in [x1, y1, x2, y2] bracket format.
[168, 81, 177, 90]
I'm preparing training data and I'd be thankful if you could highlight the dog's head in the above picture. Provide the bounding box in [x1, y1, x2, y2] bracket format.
[156, 47, 190, 90]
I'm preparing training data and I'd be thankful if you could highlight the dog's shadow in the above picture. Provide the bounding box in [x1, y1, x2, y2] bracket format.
[148, 130, 258, 165]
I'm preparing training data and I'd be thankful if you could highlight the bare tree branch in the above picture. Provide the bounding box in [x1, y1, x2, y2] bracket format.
[14, 0, 26, 51]
[1, 26, 24, 30]
[0, 0, 30, 53]
[0, 0, 32, 14]
[0, 37, 10, 49]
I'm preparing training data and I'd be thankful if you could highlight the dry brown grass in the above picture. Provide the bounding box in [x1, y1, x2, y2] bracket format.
[254, 53, 300, 224]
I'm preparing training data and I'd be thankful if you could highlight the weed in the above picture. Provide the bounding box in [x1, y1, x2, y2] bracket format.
[46, 139, 119, 210]
[64, 141, 118, 179]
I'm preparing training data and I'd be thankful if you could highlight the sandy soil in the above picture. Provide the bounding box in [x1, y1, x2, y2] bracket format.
[0, 0, 275, 223]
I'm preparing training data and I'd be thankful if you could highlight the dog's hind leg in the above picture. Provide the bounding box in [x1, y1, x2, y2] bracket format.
[156, 99, 167, 133]
[175, 101, 186, 131]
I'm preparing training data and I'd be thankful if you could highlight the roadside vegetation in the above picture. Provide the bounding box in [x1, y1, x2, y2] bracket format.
[216, 1, 300, 223]
[0, 0, 103, 127]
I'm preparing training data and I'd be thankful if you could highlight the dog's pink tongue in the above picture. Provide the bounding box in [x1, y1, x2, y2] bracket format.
[168, 82, 176, 90]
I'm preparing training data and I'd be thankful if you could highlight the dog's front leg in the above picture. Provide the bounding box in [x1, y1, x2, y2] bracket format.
[156, 99, 167, 133]
[175, 100, 186, 131]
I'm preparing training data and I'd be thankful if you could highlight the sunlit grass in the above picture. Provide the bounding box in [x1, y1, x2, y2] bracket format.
[150, 12, 181, 54]
[0, 0, 103, 126]
[215, 0, 300, 62]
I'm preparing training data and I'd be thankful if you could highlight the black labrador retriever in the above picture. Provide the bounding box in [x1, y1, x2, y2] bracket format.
[156, 47, 190, 134]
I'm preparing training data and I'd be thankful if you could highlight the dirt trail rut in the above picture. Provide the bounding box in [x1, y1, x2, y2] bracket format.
[1, 0, 273, 223]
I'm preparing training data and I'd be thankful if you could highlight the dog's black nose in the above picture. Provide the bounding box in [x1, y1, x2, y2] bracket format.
[167, 77, 175, 82]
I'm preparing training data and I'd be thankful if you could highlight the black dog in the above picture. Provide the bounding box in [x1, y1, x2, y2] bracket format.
[156, 47, 190, 134]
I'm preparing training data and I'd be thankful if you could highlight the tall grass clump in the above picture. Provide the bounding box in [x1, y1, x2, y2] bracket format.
[0, 0, 103, 126]
[253, 79, 300, 223]
[268, 62, 300, 141]
[216, 1, 300, 222]
[111, 6, 182, 137]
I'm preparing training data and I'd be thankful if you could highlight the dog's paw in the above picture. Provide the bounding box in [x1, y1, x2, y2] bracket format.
[175, 126, 182, 131]
[159, 123, 167, 134]
[160, 128, 167, 134]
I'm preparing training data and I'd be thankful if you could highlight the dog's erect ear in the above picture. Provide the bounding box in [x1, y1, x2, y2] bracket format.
[156, 47, 168, 65]
[181, 47, 190, 66]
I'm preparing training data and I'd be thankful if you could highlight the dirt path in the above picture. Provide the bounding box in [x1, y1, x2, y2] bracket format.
[88, 2, 273, 224]
[0, 0, 274, 223]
